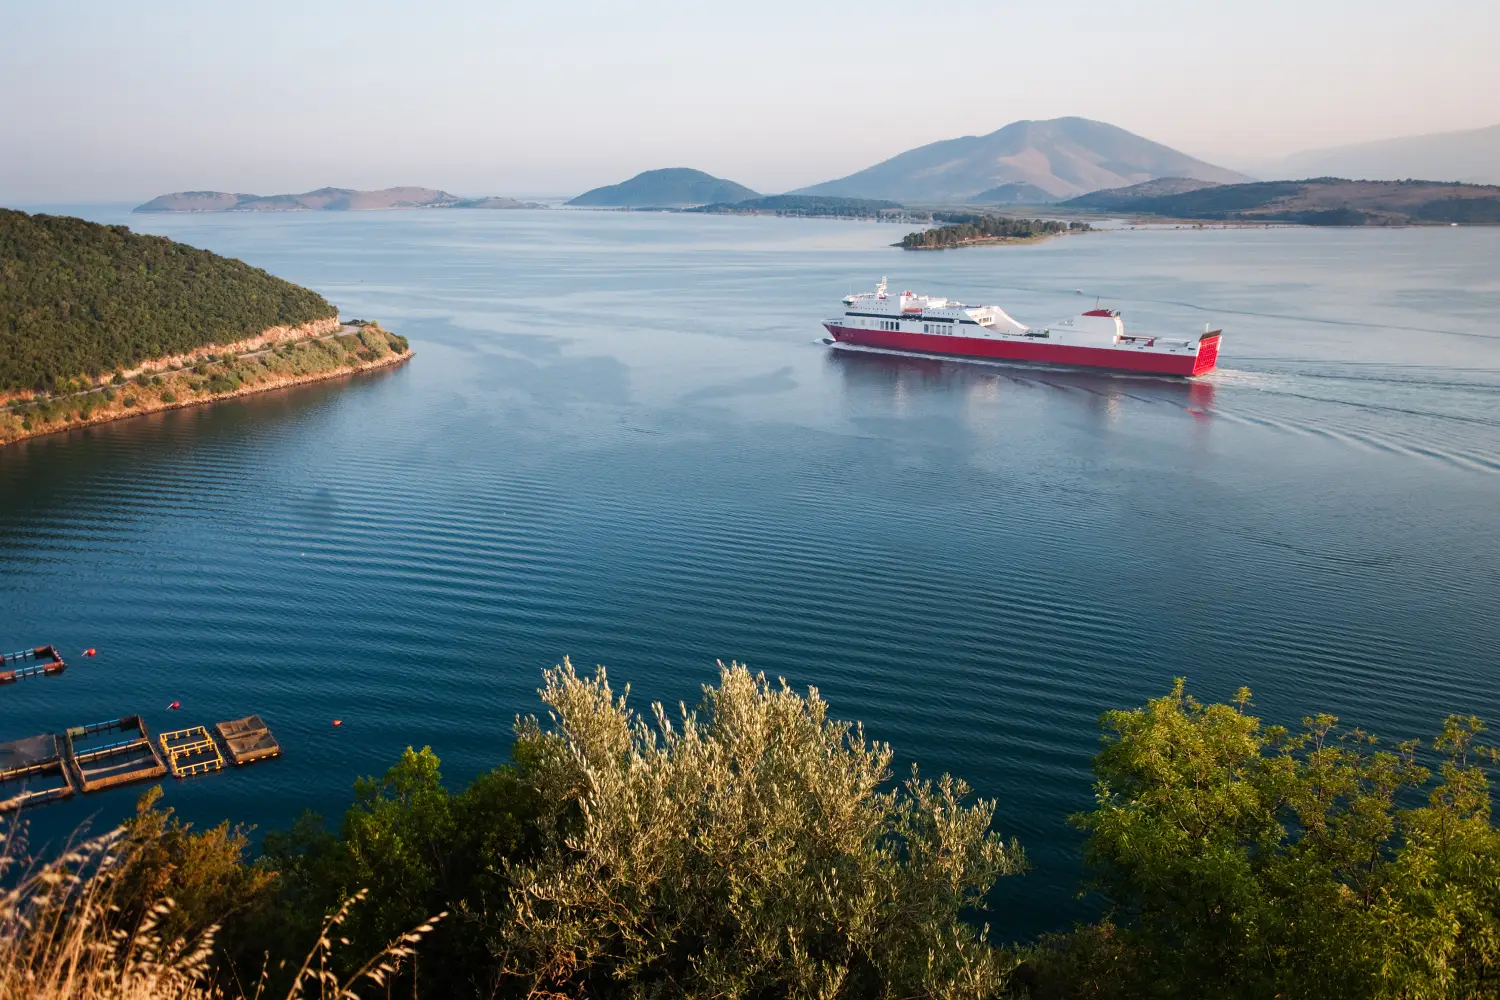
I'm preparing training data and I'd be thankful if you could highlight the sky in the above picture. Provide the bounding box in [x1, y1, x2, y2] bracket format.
[2, 0, 1498, 202]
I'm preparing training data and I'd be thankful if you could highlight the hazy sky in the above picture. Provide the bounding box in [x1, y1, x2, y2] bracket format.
[3, 0, 1497, 201]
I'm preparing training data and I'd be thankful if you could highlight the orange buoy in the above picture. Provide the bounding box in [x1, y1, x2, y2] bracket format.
[167, 700, 180, 710]
[332, 719, 342, 727]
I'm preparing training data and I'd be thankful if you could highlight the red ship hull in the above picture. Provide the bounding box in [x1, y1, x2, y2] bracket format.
[824, 324, 1220, 377]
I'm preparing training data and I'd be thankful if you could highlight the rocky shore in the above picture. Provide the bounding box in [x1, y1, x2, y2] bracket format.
[0, 322, 411, 447]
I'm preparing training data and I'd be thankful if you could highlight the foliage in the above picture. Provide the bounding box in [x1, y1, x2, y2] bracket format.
[0, 812, 444, 1000]
[251, 748, 542, 998]
[901, 215, 1085, 248]
[115, 787, 278, 962]
[1021, 679, 1500, 1000]
[0, 324, 409, 446]
[1063, 179, 1500, 225]
[18, 667, 1498, 1000]
[502, 659, 1024, 999]
[0, 209, 336, 391]
[1416, 197, 1500, 223]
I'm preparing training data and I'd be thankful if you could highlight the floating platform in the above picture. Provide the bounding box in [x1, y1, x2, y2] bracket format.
[1, 645, 66, 685]
[158, 725, 225, 778]
[0, 712, 279, 810]
[0, 733, 72, 811]
[63, 716, 167, 793]
[215, 715, 282, 765]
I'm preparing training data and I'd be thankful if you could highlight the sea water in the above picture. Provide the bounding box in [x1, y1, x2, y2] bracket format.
[3, 207, 1497, 935]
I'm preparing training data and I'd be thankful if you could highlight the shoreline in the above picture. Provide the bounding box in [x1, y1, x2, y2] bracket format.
[0, 333, 412, 449]
[898, 232, 1061, 251]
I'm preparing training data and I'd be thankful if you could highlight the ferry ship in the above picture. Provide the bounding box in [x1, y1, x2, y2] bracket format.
[823, 279, 1221, 377]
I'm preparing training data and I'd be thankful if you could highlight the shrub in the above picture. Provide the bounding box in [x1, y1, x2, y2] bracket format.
[123, 395, 137, 407]
[0, 802, 444, 1000]
[1037, 680, 1500, 999]
[159, 390, 177, 403]
[503, 660, 1023, 998]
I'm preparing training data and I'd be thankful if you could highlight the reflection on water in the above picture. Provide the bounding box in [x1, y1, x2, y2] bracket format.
[826, 344, 1218, 411]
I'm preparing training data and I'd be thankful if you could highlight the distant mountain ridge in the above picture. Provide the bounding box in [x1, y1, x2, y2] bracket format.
[1261, 125, 1500, 186]
[792, 117, 1249, 203]
[1063, 177, 1500, 225]
[134, 187, 545, 213]
[567, 168, 758, 208]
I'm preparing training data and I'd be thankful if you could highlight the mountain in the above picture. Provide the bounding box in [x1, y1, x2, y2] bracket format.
[566, 169, 758, 208]
[968, 182, 1059, 204]
[1260, 125, 1500, 185]
[1061, 178, 1500, 225]
[135, 187, 461, 212]
[791, 117, 1249, 203]
[1064, 177, 1224, 207]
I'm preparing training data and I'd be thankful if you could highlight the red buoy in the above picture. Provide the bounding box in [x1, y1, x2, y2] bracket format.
[167, 700, 180, 710]
[84, 648, 97, 657]
[332, 719, 343, 727]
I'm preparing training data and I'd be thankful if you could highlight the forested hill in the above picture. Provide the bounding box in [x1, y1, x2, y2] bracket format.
[0, 209, 337, 391]
[1063, 177, 1500, 224]
[566, 168, 759, 208]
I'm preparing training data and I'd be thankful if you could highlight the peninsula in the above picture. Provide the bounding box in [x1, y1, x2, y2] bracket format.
[0, 209, 412, 446]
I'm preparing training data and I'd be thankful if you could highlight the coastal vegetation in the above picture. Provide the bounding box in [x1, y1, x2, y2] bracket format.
[1062, 177, 1500, 225]
[5, 665, 1497, 999]
[690, 194, 905, 218]
[1, 209, 337, 391]
[0, 322, 410, 446]
[901, 215, 1090, 250]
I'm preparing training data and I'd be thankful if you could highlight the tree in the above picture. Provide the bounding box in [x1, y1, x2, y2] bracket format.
[1027, 679, 1500, 1000]
[255, 748, 542, 998]
[500, 659, 1024, 999]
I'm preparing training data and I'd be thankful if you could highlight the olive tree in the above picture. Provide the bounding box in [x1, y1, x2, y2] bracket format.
[500, 659, 1024, 999]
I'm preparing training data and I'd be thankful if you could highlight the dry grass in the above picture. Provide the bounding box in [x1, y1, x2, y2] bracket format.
[0, 821, 442, 1000]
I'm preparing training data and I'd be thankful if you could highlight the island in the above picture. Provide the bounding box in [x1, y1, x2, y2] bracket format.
[566, 168, 759, 209]
[899, 214, 1090, 250]
[687, 194, 905, 218]
[134, 187, 547, 213]
[0, 209, 412, 447]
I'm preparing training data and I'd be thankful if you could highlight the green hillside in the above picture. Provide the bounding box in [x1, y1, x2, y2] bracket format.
[1063, 177, 1500, 224]
[0, 209, 337, 391]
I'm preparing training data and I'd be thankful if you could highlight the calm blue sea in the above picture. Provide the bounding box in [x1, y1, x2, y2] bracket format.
[3, 206, 1499, 936]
